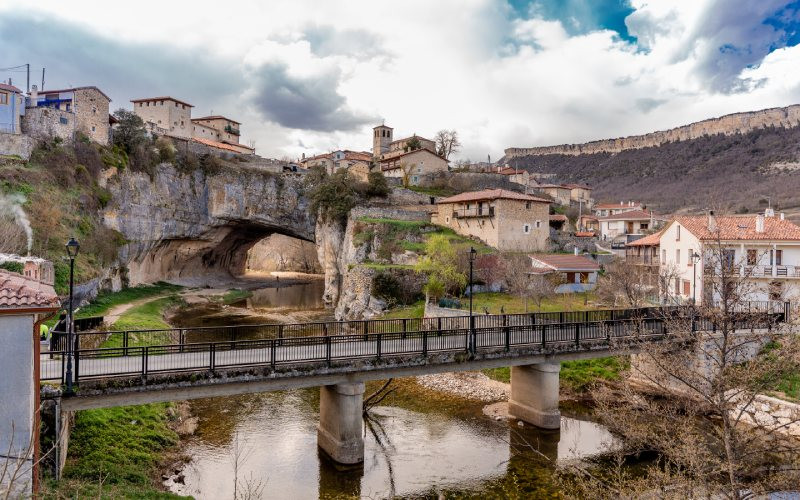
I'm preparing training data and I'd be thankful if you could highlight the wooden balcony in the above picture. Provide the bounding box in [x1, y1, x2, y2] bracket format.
[625, 255, 660, 266]
[453, 206, 495, 219]
[704, 264, 800, 278]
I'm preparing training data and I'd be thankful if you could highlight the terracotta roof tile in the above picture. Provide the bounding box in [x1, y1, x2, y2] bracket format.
[549, 214, 568, 221]
[192, 137, 246, 153]
[575, 231, 595, 237]
[192, 115, 240, 124]
[42, 86, 112, 101]
[673, 215, 800, 241]
[626, 230, 663, 247]
[131, 96, 193, 107]
[597, 209, 659, 221]
[437, 189, 550, 204]
[594, 202, 642, 209]
[0, 270, 59, 310]
[529, 254, 600, 272]
[0, 83, 22, 93]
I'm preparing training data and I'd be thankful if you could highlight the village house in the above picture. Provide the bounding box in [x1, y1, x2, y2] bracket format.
[494, 166, 531, 186]
[564, 183, 593, 206]
[536, 184, 572, 205]
[29, 86, 111, 144]
[549, 214, 568, 232]
[300, 150, 373, 178]
[372, 124, 448, 185]
[191, 115, 254, 155]
[131, 96, 193, 139]
[528, 253, 600, 293]
[593, 201, 643, 217]
[657, 210, 800, 304]
[0, 83, 25, 134]
[598, 209, 661, 242]
[625, 230, 663, 292]
[433, 189, 550, 252]
[579, 214, 599, 232]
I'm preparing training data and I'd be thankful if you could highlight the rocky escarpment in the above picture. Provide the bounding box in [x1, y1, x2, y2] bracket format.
[316, 207, 430, 320]
[103, 164, 314, 285]
[504, 104, 800, 159]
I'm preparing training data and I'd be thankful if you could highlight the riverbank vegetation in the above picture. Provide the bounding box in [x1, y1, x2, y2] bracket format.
[76, 282, 182, 319]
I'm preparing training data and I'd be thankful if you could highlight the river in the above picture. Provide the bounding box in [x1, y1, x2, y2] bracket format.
[167, 279, 618, 499]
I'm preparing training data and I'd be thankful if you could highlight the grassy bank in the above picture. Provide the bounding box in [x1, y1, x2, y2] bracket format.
[46, 404, 186, 499]
[483, 356, 628, 392]
[76, 282, 183, 319]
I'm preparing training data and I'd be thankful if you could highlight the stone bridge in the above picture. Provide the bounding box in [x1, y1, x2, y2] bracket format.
[103, 164, 315, 285]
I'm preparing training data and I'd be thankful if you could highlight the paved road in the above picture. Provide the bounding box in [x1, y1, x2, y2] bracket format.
[40, 322, 655, 382]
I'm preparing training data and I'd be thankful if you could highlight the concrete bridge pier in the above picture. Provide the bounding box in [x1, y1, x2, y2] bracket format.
[508, 363, 561, 429]
[317, 382, 365, 464]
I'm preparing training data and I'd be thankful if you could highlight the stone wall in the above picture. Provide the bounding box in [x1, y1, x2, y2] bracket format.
[21, 107, 75, 142]
[334, 266, 387, 320]
[350, 206, 431, 222]
[73, 88, 110, 145]
[417, 171, 525, 193]
[0, 132, 35, 159]
[505, 104, 800, 159]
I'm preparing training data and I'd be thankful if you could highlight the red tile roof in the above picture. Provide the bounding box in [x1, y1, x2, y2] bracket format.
[193, 137, 248, 153]
[380, 148, 448, 170]
[192, 115, 241, 125]
[437, 189, 550, 204]
[549, 214, 568, 222]
[529, 254, 600, 272]
[0, 270, 59, 310]
[131, 96, 193, 107]
[0, 83, 22, 93]
[563, 183, 592, 190]
[597, 209, 658, 221]
[496, 166, 525, 175]
[672, 215, 800, 241]
[626, 230, 663, 247]
[575, 231, 595, 237]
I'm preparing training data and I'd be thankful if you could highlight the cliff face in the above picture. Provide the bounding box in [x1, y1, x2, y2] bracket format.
[103, 164, 314, 285]
[505, 104, 800, 159]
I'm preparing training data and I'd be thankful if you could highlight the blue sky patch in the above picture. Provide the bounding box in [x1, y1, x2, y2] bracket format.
[508, 0, 636, 41]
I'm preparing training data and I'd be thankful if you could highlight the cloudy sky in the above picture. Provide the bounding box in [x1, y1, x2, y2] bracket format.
[1, 0, 799, 160]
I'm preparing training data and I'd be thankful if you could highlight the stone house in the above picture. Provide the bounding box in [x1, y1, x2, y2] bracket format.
[625, 230, 662, 292]
[29, 86, 111, 144]
[190, 115, 254, 154]
[657, 211, 800, 305]
[564, 183, 593, 206]
[528, 253, 600, 293]
[300, 150, 373, 176]
[0, 83, 25, 134]
[0, 269, 59, 498]
[434, 189, 550, 252]
[131, 96, 193, 139]
[495, 166, 531, 186]
[380, 148, 449, 185]
[536, 184, 572, 205]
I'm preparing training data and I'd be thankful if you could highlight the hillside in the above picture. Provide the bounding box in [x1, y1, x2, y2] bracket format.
[506, 124, 800, 216]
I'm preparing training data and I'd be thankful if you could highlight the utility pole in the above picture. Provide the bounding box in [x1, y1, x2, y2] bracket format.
[578, 199, 583, 231]
[41, 67, 45, 90]
[26, 63, 29, 93]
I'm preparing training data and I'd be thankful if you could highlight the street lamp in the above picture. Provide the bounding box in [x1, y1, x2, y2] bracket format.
[691, 251, 701, 305]
[65, 237, 79, 394]
[468, 247, 477, 353]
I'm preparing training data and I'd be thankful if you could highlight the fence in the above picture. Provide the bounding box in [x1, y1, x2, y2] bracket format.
[40, 303, 787, 384]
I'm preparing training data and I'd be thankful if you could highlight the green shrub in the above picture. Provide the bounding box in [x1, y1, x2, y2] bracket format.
[372, 272, 402, 305]
[365, 171, 390, 197]
[0, 261, 24, 274]
[306, 167, 357, 223]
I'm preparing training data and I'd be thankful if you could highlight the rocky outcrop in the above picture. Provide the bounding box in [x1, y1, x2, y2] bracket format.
[245, 234, 322, 274]
[103, 163, 314, 285]
[334, 266, 387, 320]
[505, 104, 800, 159]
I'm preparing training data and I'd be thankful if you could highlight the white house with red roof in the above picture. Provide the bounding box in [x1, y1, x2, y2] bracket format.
[0, 82, 25, 134]
[434, 189, 550, 252]
[598, 209, 662, 243]
[593, 201, 643, 217]
[528, 253, 600, 293]
[0, 269, 59, 497]
[657, 210, 800, 304]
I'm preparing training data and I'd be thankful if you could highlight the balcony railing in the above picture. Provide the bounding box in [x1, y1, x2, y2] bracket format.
[626, 255, 660, 266]
[224, 125, 240, 136]
[704, 264, 800, 278]
[453, 206, 495, 218]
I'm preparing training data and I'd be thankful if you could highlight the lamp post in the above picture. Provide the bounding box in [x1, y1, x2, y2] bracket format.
[691, 251, 701, 305]
[65, 237, 79, 394]
[468, 246, 476, 353]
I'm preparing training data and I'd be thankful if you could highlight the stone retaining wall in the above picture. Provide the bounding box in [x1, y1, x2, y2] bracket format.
[0, 133, 35, 159]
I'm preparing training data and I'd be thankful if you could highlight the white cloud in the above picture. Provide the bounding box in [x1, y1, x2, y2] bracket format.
[0, 0, 797, 161]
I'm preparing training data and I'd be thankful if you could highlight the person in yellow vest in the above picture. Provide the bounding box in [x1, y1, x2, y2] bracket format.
[40, 323, 50, 341]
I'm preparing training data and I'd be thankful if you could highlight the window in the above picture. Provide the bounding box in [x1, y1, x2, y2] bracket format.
[747, 249, 757, 265]
[535, 220, 542, 228]
[683, 280, 690, 296]
[92, 106, 97, 114]
[676, 225, 681, 241]
[662, 249, 666, 262]
[722, 249, 735, 272]
[773, 249, 783, 266]
[674, 279, 680, 296]
[445, 216, 450, 223]
[175, 102, 178, 107]
[59, 117, 68, 125]
[525, 201, 531, 209]
[523, 224, 531, 234]
[0, 92, 8, 105]
[688, 248, 693, 267]
[91, 126, 96, 132]
[769, 281, 784, 300]
[675, 249, 680, 265]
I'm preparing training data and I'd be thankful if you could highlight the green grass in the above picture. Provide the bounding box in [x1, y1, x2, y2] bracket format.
[483, 356, 628, 392]
[357, 217, 431, 228]
[464, 291, 597, 315]
[360, 262, 414, 271]
[76, 282, 183, 319]
[48, 403, 186, 499]
[222, 288, 253, 304]
[378, 302, 426, 319]
[112, 296, 183, 331]
[407, 185, 457, 197]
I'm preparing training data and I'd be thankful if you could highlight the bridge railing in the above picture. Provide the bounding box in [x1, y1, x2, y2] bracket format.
[40, 309, 785, 384]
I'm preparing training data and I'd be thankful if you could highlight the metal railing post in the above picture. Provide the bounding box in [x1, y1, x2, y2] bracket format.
[210, 344, 216, 372]
[278, 324, 284, 346]
[376, 334, 382, 360]
[575, 323, 580, 347]
[363, 321, 369, 341]
[423, 329, 428, 357]
[123, 331, 129, 356]
[402, 318, 407, 339]
[142, 347, 148, 377]
[326, 336, 332, 366]
[73, 334, 80, 384]
[270, 339, 276, 369]
[542, 324, 547, 349]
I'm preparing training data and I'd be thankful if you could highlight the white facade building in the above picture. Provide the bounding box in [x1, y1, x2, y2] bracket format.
[657, 211, 800, 304]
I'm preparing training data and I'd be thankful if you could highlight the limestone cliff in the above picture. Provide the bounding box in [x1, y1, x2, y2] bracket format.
[103, 164, 314, 285]
[505, 104, 800, 159]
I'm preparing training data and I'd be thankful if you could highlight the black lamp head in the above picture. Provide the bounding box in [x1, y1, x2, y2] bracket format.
[66, 237, 80, 258]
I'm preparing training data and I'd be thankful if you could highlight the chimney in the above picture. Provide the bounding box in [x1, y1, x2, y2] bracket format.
[780, 212, 785, 220]
[574, 247, 579, 255]
[756, 214, 765, 233]
[708, 210, 717, 232]
[765, 207, 775, 218]
[29, 84, 38, 102]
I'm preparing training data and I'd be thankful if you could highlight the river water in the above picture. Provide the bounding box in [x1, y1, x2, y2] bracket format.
[168, 280, 618, 499]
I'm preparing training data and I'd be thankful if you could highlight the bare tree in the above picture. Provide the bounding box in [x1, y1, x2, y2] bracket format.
[561, 239, 800, 497]
[398, 162, 416, 188]
[434, 129, 461, 160]
[475, 254, 507, 292]
[596, 259, 680, 307]
[503, 254, 562, 311]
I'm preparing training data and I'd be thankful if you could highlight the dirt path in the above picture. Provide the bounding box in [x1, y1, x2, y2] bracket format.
[103, 294, 170, 326]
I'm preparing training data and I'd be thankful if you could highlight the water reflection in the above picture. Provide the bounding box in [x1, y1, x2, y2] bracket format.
[232, 280, 325, 310]
[170, 391, 616, 499]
